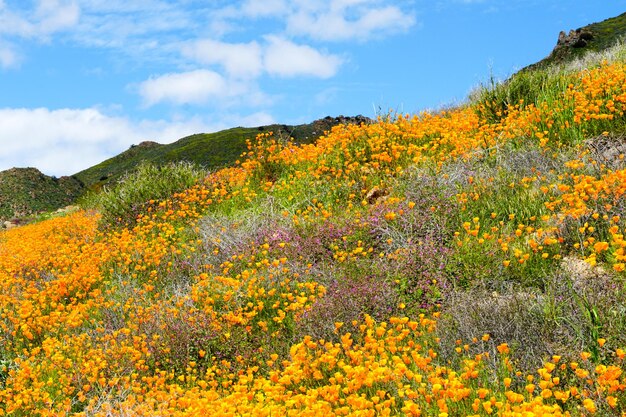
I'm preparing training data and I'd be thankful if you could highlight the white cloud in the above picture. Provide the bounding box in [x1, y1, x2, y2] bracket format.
[0, 0, 196, 64]
[0, 1, 79, 69]
[0, 107, 155, 175]
[240, 0, 287, 18]
[35, 0, 80, 35]
[181, 36, 343, 81]
[1, 1, 417, 69]
[0, 106, 274, 176]
[286, 1, 416, 41]
[146, 36, 343, 108]
[137, 69, 271, 108]
[263, 36, 342, 78]
[139, 70, 231, 106]
[181, 39, 263, 79]
[0, 0, 79, 38]
[0, 42, 18, 68]
[73, 0, 193, 49]
[202, 1, 417, 42]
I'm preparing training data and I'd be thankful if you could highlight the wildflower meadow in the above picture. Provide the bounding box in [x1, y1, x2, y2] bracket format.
[2, 46, 626, 416]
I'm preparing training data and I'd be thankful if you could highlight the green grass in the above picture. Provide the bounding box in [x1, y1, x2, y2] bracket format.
[472, 67, 576, 124]
[1, 117, 368, 225]
[74, 117, 367, 191]
[472, 41, 626, 145]
[0, 168, 83, 223]
[526, 12, 626, 70]
[81, 161, 207, 228]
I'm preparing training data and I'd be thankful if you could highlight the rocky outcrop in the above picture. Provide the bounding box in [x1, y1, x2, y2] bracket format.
[303, 115, 372, 139]
[557, 29, 594, 49]
[263, 115, 373, 144]
[321, 115, 372, 125]
[522, 12, 626, 71]
[2, 221, 16, 229]
[132, 141, 161, 149]
[545, 28, 595, 64]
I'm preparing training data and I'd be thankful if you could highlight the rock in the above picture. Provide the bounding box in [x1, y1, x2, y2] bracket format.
[556, 28, 594, 49]
[561, 256, 612, 294]
[130, 141, 160, 149]
[322, 115, 371, 125]
[523, 22, 601, 71]
[55, 205, 79, 214]
[365, 186, 388, 204]
[3, 221, 16, 229]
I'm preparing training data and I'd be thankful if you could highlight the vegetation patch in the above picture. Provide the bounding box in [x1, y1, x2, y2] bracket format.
[3, 17, 626, 417]
[0, 167, 83, 224]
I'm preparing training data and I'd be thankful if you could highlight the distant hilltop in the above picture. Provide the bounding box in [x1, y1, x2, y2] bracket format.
[0, 115, 371, 226]
[4, 12, 626, 227]
[0, 167, 83, 227]
[525, 11, 626, 70]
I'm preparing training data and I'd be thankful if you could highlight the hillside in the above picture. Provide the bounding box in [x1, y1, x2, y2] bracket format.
[74, 116, 369, 190]
[526, 11, 626, 70]
[0, 116, 368, 225]
[0, 167, 83, 224]
[3, 15, 626, 417]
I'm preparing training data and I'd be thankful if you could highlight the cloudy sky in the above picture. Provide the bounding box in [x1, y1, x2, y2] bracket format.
[0, 0, 624, 176]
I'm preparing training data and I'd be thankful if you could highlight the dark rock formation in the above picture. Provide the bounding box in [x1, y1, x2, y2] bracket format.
[308, 115, 372, 136]
[557, 29, 594, 49]
[322, 115, 372, 125]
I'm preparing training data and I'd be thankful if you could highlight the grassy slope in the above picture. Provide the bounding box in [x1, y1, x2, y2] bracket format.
[0, 117, 366, 223]
[4, 14, 626, 417]
[0, 168, 83, 222]
[74, 117, 366, 190]
[526, 12, 626, 70]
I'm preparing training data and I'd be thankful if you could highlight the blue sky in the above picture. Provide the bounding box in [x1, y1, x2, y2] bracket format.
[0, 0, 624, 176]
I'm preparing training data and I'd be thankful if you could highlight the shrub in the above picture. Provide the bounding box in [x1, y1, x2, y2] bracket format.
[296, 262, 400, 342]
[82, 161, 207, 227]
[472, 67, 573, 124]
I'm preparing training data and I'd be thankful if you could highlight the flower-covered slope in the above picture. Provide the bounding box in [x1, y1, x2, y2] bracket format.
[2, 60, 626, 416]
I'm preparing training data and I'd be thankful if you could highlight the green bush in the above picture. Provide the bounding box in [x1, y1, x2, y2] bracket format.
[81, 161, 207, 227]
[472, 68, 574, 124]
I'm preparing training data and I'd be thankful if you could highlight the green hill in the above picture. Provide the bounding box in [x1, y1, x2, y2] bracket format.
[74, 116, 369, 190]
[4, 12, 626, 417]
[0, 168, 83, 224]
[526, 12, 626, 70]
[0, 116, 368, 225]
